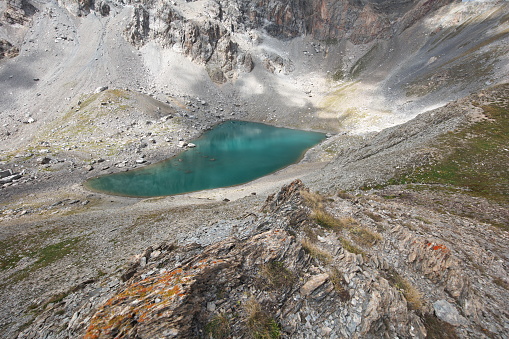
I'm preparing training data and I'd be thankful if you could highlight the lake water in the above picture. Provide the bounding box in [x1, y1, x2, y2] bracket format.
[85, 120, 325, 197]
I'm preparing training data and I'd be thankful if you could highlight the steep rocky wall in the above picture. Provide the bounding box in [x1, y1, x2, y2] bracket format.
[119, 0, 454, 81]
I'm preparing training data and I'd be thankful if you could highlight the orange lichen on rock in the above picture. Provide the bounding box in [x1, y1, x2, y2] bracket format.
[425, 242, 450, 253]
[84, 258, 225, 339]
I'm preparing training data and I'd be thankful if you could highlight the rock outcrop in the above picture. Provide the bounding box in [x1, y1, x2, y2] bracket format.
[1, 0, 36, 25]
[17, 179, 509, 338]
[0, 39, 19, 59]
[60, 0, 453, 82]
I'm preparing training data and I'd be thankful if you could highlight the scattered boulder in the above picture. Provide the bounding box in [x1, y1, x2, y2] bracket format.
[0, 172, 22, 184]
[300, 273, 329, 296]
[0, 169, 13, 179]
[95, 86, 108, 93]
[433, 300, 467, 326]
[37, 157, 51, 165]
[95, 1, 110, 16]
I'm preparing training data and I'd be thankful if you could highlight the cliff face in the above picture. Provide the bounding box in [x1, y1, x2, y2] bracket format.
[46, 0, 452, 82]
[0, 0, 36, 59]
[1, 0, 36, 25]
[119, 0, 453, 81]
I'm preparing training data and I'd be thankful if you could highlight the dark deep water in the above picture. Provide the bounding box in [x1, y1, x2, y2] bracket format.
[85, 121, 325, 197]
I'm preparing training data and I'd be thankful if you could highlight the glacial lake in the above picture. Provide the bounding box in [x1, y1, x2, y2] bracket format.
[85, 120, 326, 197]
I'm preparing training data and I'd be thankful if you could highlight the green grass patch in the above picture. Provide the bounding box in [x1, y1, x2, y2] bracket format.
[386, 87, 509, 204]
[1, 233, 83, 285]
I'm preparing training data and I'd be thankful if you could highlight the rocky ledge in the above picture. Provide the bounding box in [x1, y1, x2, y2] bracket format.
[17, 180, 509, 338]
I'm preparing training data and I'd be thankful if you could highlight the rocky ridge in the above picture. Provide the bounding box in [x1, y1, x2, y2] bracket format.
[16, 179, 509, 338]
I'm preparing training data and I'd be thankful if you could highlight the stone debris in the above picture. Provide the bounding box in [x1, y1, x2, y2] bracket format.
[37, 157, 51, 165]
[15, 179, 509, 338]
[0, 171, 22, 184]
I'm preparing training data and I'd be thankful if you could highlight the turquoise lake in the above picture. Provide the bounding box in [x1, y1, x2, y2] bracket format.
[85, 120, 325, 197]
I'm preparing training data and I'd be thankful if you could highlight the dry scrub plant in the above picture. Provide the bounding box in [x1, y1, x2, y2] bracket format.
[245, 299, 281, 339]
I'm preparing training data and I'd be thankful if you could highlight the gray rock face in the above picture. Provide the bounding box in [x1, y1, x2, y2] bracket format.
[56, 0, 110, 17]
[124, 2, 254, 83]
[34, 0, 453, 84]
[124, 4, 150, 48]
[1, 0, 37, 25]
[57, 0, 93, 17]
[433, 300, 467, 326]
[118, 0, 453, 82]
[0, 169, 13, 179]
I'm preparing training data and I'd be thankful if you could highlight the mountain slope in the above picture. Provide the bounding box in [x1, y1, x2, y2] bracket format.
[0, 0, 508, 338]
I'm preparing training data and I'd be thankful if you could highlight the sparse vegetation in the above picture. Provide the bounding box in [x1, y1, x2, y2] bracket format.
[493, 276, 509, 290]
[386, 90, 509, 208]
[365, 211, 383, 222]
[349, 227, 382, 248]
[0, 227, 83, 283]
[384, 268, 423, 310]
[205, 313, 231, 339]
[328, 268, 350, 302]
[301, 239, 332, 264]
[245, 299, 281, 339]
[339, 238, 365, 256]
[302, 190, 382, 251]
[300, 190, 324, 210]
[337, 190, 355, 200]
[260, 261, 296, 289]
[6, 236, 83, 285]
[332, 68, 345, 81]
[302, 190, 358, 231]
[312, 209, 345, 230]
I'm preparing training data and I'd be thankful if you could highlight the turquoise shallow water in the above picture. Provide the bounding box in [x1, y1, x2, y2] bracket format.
[85, 120, 325, 197]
